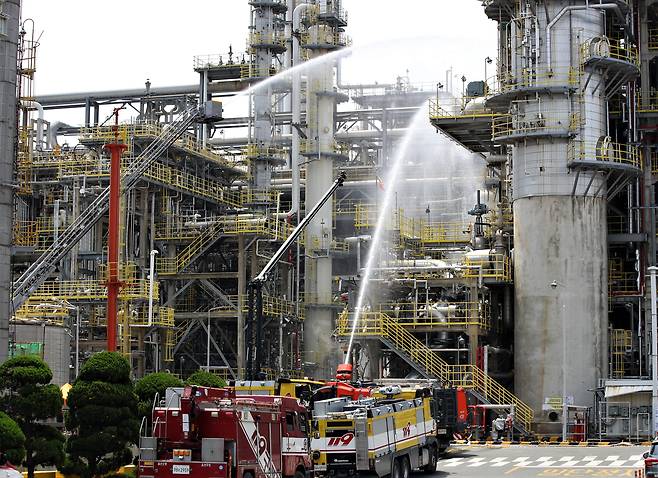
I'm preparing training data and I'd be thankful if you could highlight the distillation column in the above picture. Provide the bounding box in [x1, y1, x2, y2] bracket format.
[303, 24, 338, 378]
[249, 0, 287, 188]
[504, 2, 608, 431]
[0, 0, 20, 361]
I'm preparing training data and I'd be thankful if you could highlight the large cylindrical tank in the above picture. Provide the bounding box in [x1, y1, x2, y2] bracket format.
[13, 321, 71, 386]
[508, 2, 608, 432]
[0, 0, 20, 362]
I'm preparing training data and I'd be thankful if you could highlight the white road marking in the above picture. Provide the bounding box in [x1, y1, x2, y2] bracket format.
[582, 456, 598, 461]
[512, 457, 530, 462]
[558, 456, 575, 461]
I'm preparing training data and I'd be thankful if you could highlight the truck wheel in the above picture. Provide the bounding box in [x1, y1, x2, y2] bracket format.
[392, 458, 402, 478]
[422, 446, 437, 473]
[295, 470, 305, 478]
[401, 457, 411, 478]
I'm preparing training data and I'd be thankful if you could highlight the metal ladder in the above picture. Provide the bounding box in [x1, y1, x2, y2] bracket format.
[12, 106, 201, 310]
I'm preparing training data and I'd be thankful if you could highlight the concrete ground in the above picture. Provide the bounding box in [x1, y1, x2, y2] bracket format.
[430, 444, 649, 477]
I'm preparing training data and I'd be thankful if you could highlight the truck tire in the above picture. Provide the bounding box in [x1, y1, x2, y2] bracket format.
[401, 457, 411, 478]
[295, 470, 305, 478]
[422, 446, 437, 473]
[392, 458, 402, 478]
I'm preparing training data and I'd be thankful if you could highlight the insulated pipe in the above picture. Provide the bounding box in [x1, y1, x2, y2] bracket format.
[22, 100, 44, 150]
[208, 128, 411, 146]
[47, 121, 73, 148]
[546, 3, 622, 71]
[650, 266, 658, 435]
[147, 250, 158, 328]
[288, 1, 311, 218]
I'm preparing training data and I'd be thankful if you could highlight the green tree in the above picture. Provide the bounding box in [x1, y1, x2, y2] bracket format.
[184, 369, 227, 388]
[63, 352, 139, 478]
[0, 411, 25, 465]
[134, 372, 182, 422]
[0, 356, 65, 478]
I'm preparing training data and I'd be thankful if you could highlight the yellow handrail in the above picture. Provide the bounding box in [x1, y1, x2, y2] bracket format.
[337, 311, 533, 430]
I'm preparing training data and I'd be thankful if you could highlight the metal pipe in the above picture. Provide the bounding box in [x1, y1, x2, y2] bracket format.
[148, 250, 158, 328]
[546, 3, 620, 71]
[75, 305, 80, 379]
[650, 265, 658, 435]
[22, 100, 44, 150]
[287, 1, 311, 218]
[34, 82, 244, 107]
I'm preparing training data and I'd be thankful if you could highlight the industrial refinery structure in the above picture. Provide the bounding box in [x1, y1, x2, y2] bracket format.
[2, 0, 658, 437]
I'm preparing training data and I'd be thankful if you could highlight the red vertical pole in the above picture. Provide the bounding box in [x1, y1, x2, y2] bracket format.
[104, 112, 127, 352]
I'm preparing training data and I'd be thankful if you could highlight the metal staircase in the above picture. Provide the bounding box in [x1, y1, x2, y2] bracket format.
[156, 220, 225, 276]
[12, 106, 202, 310]
[338, 311, 533, 434]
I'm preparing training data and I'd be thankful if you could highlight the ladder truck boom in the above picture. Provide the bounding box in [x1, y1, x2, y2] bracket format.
[246, 172, 347, 380]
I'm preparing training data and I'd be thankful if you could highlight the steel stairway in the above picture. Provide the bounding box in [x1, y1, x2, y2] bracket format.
[338, 311, 533, 434]
[12, 106, 202, 310]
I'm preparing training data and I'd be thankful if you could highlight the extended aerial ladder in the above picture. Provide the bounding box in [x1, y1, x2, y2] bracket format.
[12, 102, 223, 310]
[246, 171, 347, 380]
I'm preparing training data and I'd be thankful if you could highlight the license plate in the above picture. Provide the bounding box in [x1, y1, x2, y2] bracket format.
[436, 428, 447, 435]
[172, 464, 190, 474]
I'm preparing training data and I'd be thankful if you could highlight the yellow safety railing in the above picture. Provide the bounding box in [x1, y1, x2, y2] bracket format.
[609, 258, 640, 296]
[14, 301, 69, 323]
[300, 139, 349, 156]
[17, 127, 32, 195]
[248, 32, 287, 50]
[299, 31, 350, 49]
[157, 221, 225, 275]
[163, 329, 175, 362]
[245, 143, 288, 161]
[202, 294, 303, 320]
[129, 306, 175, 327]
[13, 220, 38, 247]
[492, 112, 581, 140]
[610, 329, 632, 378]
[463, 254, 512, 282]
[637, 94, 658, 113]
[193, 56, 278, 79]
[80, 122, 243, 173]
[568, 140, 641, 169]
[581, 37, 639, 66]
[97, 262, 139, 284]
[374, 301, 489, 329]
[421, 222, 472, 244]
[607, 215, 629, 234]
[649, 29, 658, 51]
[337, 311, 533, 431]
[27, 279, 159, 302]
[429, 96, 495, 120]
[498, 67, 581, 92]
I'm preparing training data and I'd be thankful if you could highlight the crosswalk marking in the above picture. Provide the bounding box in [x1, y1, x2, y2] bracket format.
[439, 454, 646, 470]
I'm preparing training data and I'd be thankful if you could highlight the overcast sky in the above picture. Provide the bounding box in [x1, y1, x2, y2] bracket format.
[21, 1, 497, 124]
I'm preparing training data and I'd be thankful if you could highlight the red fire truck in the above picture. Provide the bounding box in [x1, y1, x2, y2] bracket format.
[138, 386, 312, 478]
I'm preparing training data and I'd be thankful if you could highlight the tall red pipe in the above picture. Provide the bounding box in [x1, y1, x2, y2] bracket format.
[104, 138, 127, 352]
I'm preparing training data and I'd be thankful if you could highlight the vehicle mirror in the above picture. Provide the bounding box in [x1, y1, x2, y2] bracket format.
[643, 452, 650, 459]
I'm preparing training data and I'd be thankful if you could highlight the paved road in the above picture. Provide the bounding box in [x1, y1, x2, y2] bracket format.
[433, 445, 648, 477]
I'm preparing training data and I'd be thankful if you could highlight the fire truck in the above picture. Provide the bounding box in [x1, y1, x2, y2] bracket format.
[310, 389, 440, 478]
[137, 386, 312, 478]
